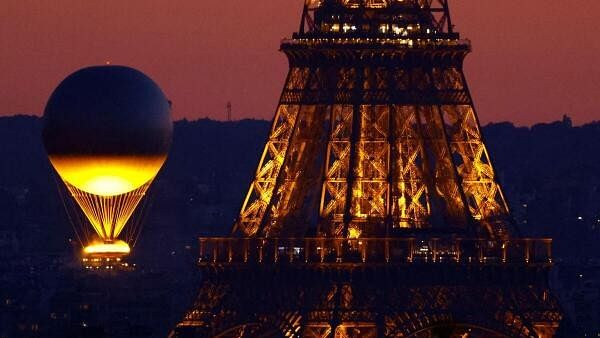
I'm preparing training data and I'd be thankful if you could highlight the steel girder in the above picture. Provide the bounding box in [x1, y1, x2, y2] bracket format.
[171, 265, 561, 338]
[235, 48, 510, 239]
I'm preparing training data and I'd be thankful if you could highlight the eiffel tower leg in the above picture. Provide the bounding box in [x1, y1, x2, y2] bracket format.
[532, 323, 560, 338]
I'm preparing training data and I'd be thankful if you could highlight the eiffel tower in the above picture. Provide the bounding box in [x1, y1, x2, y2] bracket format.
[172, 1, 562, 337]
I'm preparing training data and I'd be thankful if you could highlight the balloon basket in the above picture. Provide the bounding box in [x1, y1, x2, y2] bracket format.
[81, 240, 134, 271]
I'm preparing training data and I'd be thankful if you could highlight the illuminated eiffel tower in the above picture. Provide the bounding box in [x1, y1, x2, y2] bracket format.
[172, 1, 562, 337]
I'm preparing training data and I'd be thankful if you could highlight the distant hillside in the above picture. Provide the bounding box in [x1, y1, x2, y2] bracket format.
[1, 115, 600, 261]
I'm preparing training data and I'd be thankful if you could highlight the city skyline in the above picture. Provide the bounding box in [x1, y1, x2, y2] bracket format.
[1, 1, 597, 335]
[2, 0, 599, 125]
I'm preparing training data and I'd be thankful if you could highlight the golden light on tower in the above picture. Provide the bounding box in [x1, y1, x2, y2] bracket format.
[43, 65, 172, 264]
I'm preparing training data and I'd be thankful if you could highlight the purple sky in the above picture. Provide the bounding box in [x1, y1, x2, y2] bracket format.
[2, 1, 599, 125]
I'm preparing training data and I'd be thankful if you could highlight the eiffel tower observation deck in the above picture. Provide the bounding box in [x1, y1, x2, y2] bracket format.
[172, 1, 563, 337]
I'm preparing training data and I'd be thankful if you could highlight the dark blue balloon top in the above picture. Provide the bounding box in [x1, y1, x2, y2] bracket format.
[43, 65, 172, 156]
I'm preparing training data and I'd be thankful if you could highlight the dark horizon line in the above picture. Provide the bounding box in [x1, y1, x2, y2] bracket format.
[1, 112, 598, 129]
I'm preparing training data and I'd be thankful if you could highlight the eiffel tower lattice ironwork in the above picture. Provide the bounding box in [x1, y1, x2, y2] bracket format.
[172, 1, 562, 337]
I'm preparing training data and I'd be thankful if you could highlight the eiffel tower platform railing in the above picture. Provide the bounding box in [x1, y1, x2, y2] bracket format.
[197, 237, 552, 267]
[173, 236, 561, 338]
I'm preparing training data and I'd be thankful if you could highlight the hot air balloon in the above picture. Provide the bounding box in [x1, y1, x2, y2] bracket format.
[43, 65, 172, 263]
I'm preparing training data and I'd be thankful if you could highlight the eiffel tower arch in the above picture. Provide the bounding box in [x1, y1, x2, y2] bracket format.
[171, 1, 562, 337]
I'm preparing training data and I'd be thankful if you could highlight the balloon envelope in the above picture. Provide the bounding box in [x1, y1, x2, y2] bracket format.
[43, 65, 172, 250]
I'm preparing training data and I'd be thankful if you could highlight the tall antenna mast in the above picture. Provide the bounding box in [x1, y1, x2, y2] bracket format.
[226, 101, 232, 122]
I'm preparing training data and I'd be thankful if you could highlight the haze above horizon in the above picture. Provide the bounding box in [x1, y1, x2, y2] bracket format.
[2, 0, 599, 126]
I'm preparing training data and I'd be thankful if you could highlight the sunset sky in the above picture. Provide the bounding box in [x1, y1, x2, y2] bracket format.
[2, 1, 599, 125]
